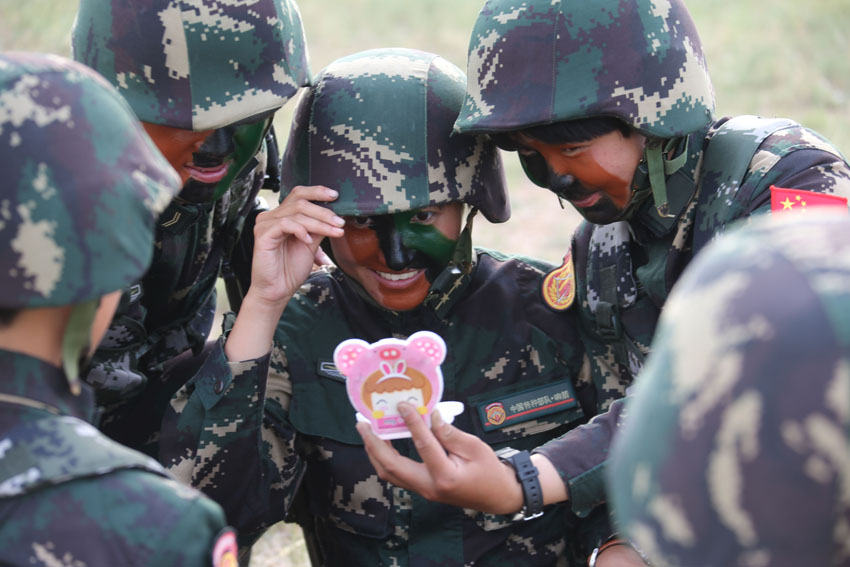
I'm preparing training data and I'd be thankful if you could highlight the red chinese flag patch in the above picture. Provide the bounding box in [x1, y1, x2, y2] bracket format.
[770, 185, 848, 214]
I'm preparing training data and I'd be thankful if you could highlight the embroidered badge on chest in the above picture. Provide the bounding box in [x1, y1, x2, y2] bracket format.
[542, 249, 576, 311]
[485, 402, 507, 426]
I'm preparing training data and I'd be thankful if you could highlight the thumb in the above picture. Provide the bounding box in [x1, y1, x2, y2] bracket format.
[428, 406, 480, 456]
[314, 246, 333, 267]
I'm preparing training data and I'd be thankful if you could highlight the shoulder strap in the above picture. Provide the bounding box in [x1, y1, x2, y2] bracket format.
[693, 115, 797, 255]
[0, 415, 169, 498]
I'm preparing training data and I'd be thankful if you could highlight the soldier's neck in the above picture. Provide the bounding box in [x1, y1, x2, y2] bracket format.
[0, 306, 70, 367]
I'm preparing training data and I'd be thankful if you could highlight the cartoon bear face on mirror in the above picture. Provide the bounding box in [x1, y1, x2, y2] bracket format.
[334, 331, 446, 439]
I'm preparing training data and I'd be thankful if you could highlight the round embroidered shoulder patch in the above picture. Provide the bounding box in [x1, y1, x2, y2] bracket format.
[212, 528, 238, 567]
[542, 250, 576, 311]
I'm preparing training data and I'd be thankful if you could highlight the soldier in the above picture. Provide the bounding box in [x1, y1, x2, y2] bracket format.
[0, 52, 236, 566]
[358, 0, 850, 563]
[167, 47, 617, 565]
[608, 212, 850, 566]
[70, 0, 310, 458]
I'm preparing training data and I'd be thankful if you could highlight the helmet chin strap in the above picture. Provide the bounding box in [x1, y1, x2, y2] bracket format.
[452, 207, 477, 275]
[644, 136, 690, 218]
[61, 299, 99, 396]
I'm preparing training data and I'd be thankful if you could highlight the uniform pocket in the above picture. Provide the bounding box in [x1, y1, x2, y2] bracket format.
[289, 372, 394, 539]
[288, 365, 361, 445]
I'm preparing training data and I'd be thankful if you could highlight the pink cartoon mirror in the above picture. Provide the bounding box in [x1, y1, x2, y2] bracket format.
[333, 331, 463, 440]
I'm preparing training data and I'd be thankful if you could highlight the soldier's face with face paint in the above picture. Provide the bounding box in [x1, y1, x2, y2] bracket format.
[141, 123, 212, 185]
[329, 203, 464, 311]
[512, 130, 646, 225]
[178, 111, 274, 203]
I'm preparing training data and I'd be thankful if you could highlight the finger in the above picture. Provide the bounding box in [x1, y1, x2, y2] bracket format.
[270, 189, 345, 227]
[357, 422, 434, 491]
[260, 216, 341, 248]
[285, 185, 339, 203]
[357, 422, 393, 478]
[428, 407, 486, 460]
[314, 247, 334, 266]
[397, 403, 456, 477]
[265, 201, 345, 231]
[258, 218, 313, 246]
[285, 215, 345, 239]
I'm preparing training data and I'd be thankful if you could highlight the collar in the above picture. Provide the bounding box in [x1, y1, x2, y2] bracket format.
[0, 348, 96, 422]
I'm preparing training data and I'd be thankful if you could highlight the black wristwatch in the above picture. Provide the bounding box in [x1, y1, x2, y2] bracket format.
[495, 447, 544, 521]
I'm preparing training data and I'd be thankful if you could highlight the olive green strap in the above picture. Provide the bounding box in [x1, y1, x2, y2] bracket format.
[646, 136, 689, 217]
[453, 207, 477, 275]
[61, 299, 99, 395]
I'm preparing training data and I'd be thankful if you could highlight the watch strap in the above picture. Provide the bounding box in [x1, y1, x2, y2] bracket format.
[496, 448, 544, 520]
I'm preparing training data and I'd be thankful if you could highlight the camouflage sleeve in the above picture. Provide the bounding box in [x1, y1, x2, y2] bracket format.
[5, 471, 233, 567]
[148, 478, 235, 567]
[739, 127, 850, 215]
[159, 338, 284, 539]
[532, 396, 626, 517]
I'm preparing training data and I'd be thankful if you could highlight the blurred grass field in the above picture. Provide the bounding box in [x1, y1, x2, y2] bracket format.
[2, 1, 847, 565]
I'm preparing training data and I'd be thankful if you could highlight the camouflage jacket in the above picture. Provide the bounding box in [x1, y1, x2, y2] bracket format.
[84, 158, 267, 455]
[0, 348, 232, 567]
[535, 115, 850, 516]
[162, 249, 612, 566]
[608, 213, 850, 567]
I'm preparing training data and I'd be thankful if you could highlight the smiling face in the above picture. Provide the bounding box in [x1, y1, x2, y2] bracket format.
[514, 130, 646, 225]
[178, 112, 274, 203]
[329, 202, 464, 311]
[370, 387, 425, 417]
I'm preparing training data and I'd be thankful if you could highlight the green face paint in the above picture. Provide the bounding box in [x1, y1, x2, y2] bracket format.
[393, 211, 458, 266]
[210, 117, 272, 200]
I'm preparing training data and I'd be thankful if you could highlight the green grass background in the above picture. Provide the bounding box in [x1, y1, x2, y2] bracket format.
[3, 0, 847, 564]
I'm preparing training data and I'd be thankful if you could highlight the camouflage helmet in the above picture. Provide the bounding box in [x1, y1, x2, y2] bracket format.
[608, 212, 850, 565]
[0, 52, 180, 391]
[72, 0, 311, 131]
[280, 48, 509, 223]
[0, 53, 179, 308]
[454, 0, 715, 140]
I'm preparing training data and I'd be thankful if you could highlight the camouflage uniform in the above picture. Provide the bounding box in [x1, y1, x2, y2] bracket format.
[161, 49, 611, 565]
[608, 212, 850, 567]
[454, 0, 850, 517]
[0, 52, 234, 566]
[71, 0, 311, 456]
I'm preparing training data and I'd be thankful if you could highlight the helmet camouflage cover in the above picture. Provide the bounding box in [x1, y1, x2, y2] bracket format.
[280, 47, 509, 223]
[0, 53, 180, 309]
[609, 212, 850, 564]
[72, 0, 311, 130]
[455, 0, 715, 139]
